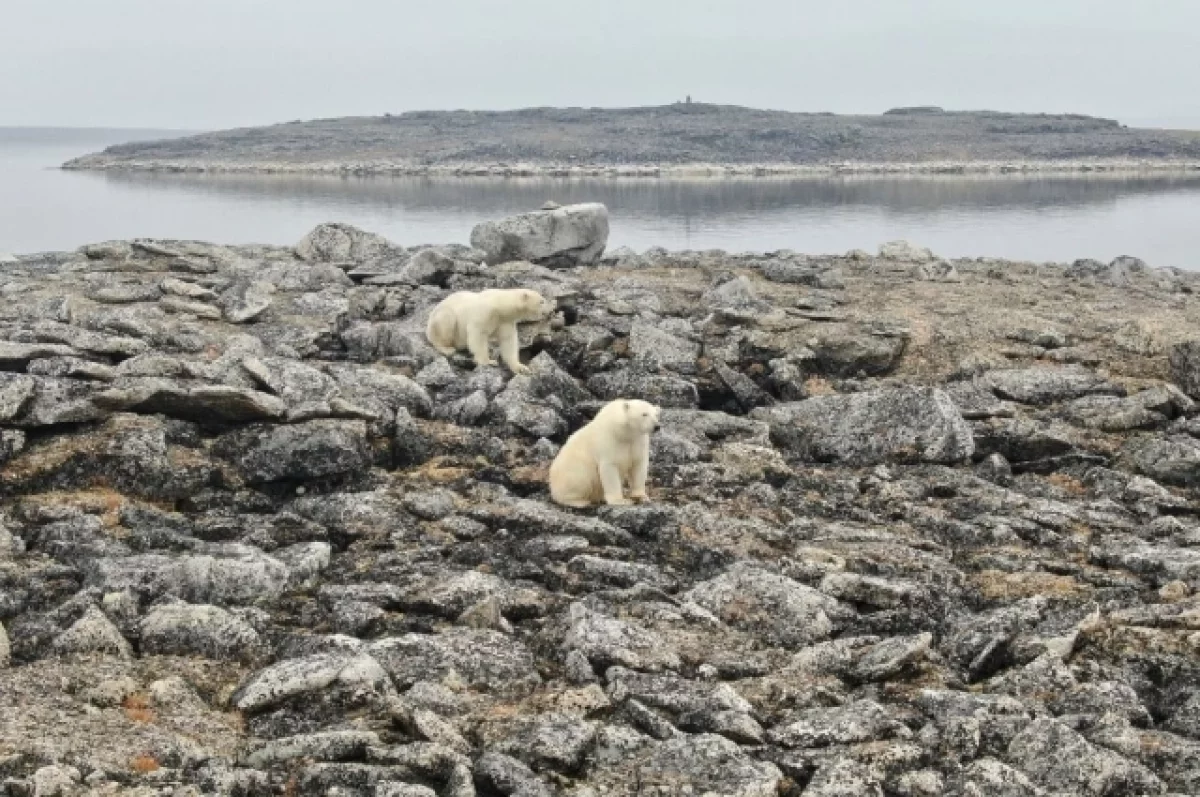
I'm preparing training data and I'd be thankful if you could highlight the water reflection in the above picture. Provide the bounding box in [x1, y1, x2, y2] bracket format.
[91, 170, 1200, 217]
[3, 136, 1200, 267]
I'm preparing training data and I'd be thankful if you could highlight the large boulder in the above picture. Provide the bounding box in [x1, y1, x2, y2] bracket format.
[1122, 435, 1200, 487]
[684, 563, 839, 647]
[1006, 718, 1163, 796]
[295, 222, 401, 263]
[1169, 340, 1200, 399]
[213, 419, 372, 483]
[470, 203, 609, 267]
[751, 387, 974, 465]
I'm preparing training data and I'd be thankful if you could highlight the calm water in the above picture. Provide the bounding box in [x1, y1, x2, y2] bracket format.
[3, 130, 1200, 269]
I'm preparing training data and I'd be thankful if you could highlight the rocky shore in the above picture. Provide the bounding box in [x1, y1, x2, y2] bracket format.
[62, 104, 1200, 177]
[59, 158, 1200, 178]
[4, 204, 1200, 796]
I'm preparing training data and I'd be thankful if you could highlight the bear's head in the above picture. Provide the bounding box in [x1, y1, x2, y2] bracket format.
[516, 289, 556, 322]
[622, 399, 661, 436]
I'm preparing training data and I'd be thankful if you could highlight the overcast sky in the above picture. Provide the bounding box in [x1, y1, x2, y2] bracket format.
[3, 0, 1198, 130]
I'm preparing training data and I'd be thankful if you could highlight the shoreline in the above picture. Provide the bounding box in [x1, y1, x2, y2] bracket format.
[60, 157, 1200, 178]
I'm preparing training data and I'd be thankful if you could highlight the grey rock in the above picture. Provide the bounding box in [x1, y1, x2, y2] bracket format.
[0, 428, 25, 464]
[161, 295, 222, 318]
[1050, 680, 1151, 725]
[753, 387, 974, 465]
[219, 280, 276, 323]
[980, 366, 1122, 405]
[296, 222, 401, 263]
[629, 320, 699, 374]
[1165, 692, 1200, 739]
[1006, 717, 1164, 796]
[0, 372, 35, 421]
[879, 240, 935, 262]
[563, 603, 680, 672]
[470, 202, 609, 267]
[811, 329, 908, 377]
[1170, 340, 1200, 399]
[32, 321, 149, 358]
[849, 632, 933, 682]
[761, 260, 845, 288]
[214, 419, 372, 483]
[26, 356, 117, 381]
[329, 364, 433, 419]
[587, 369, 699, 408]
[954, 758, 1043, 797]
[912, 259, 961, 281]
[140, 602, 264, 662]
[616, 733, 782, 797]
[804, 759, 884, 797]
[1123, 435, 1200, 487]
[475, 752, 553, 797]
[160, 276, 217, 299]
[685, 563, 839, 646]
[86, 547, 291, 606]
[768, 701, 909, 748]
[233, 651, 393, 712]
[376, 784, 439, 797]
[369, 629, 541, 695]
[11, 375, 106, 427]
[243, 730, 380, 768]
[94, 379, 287, 422]
[51, 604, 132, 658]
[492, 712, 597, 772]
[0, 340, 82, 370]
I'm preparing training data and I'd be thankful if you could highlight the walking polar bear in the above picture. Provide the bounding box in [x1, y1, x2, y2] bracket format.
[426, 288, 556, 374]
[550, 399, 661, 507]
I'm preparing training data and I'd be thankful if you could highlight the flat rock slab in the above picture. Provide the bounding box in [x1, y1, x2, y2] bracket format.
[979, 366, 1122, 405]
[753, 386, 974, 465]
[95, 380, 286, 422]
[470, 203, 609, 267]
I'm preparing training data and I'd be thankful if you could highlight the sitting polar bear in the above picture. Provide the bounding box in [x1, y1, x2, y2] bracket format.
[425, 288, 556, 374]
[550, 399, 661, 507]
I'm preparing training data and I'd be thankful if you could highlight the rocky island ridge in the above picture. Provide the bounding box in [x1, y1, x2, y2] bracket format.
[62, 104, 1200, 177]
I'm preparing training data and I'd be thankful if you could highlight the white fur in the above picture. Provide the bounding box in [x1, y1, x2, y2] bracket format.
[425, 288, 555, 374]
[549, 398, 661, 507]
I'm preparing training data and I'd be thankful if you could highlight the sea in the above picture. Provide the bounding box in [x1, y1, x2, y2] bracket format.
[3, 128, 1199, 269]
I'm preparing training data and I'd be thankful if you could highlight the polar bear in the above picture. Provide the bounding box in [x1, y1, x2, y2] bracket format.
[425, 288, 556, 374]
[550, 399, 661, 507]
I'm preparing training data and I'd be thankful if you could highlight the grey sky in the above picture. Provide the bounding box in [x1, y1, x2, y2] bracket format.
[3, 0, 1198, 130]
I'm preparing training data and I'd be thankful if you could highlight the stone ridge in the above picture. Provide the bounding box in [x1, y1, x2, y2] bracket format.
[3, 212, 1200, 795]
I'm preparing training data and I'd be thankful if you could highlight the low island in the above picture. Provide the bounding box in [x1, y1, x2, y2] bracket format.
[63, 103, 1200, 176]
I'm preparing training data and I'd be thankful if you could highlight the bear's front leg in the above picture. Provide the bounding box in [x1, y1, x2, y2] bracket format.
[598, 461, 630, 506]
[466, 322, 497, 368]
[497, 324, 529, 374]
[629, 445, 650, 502]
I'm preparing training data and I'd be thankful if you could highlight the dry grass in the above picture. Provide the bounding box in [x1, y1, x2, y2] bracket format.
[1046, 473, 1088, 496]
[17, 488, 128, 529]
[974, 569, 1085, 600]
[130, 755, 160, 773]
[804, 376, 836, 396]
[122, 693, 155, 724]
